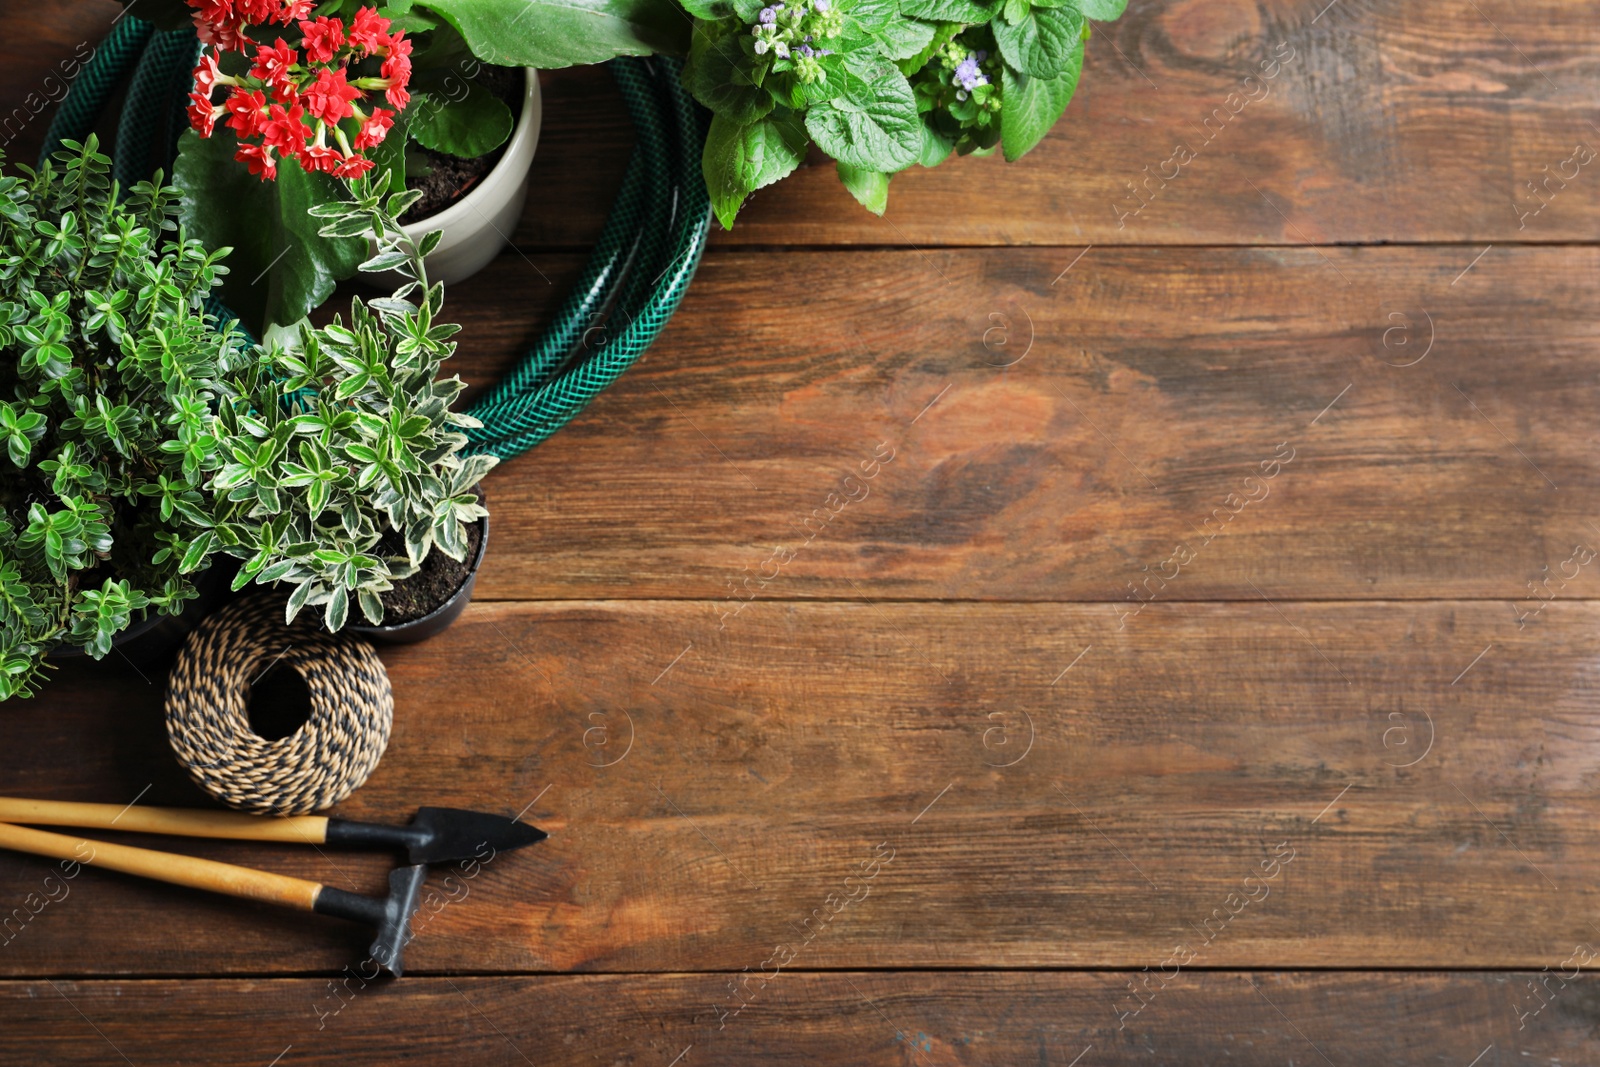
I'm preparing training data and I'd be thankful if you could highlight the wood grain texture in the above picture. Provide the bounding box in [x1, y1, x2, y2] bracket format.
[3, 600, 1597, 976]
[7, 2, 1600, 246]
[0, 973, 1594, 1065]
[449, 245, 1600, 601]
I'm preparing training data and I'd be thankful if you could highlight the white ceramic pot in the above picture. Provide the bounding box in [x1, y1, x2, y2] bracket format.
[402, 67, 542, 285]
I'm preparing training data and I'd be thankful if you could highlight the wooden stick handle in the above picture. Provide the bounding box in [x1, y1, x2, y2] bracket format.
[0, 822, 323, 912]
[0, 797, 330, 845]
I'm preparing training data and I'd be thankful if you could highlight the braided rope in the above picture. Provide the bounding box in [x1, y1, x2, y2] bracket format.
[165, 594, 394, 815]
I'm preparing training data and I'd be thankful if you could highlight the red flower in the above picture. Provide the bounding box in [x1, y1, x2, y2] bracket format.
[333, 154, 375, 179]
[237, 0, 278, 23]
[193, 52, 229, 96]
[260, 102, 310, 153]
[234, 142, 277, 180]
[377, 31, 412, 110]
[298, 142, 342, 173]
[189, 0, 231, 24]
[223, 87, 269, 138]
[250, 38, 298, 92]
[298, 15, 344, 64]
[302, 66, 362, 125]
[193, 9, 251, 52]
[352, 106, 394, 150]
[384, 28, 413, 59]
[187, 91, 220, 137]
[346, 6, 392, 54]
[280, 0, 314, 21]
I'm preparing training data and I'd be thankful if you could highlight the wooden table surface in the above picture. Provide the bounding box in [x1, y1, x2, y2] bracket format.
[6, 1, 1600, 1063]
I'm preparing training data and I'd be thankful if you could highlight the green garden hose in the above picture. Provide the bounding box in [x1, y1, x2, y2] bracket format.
[40, 20, 709, 464]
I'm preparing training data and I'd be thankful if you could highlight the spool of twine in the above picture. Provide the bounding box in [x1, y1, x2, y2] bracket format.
[164, 594, 393, 815]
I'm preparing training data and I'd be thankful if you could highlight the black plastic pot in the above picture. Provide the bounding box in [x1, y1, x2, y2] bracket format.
[348, 514, 489, 645]
[47, 562, 235, 671]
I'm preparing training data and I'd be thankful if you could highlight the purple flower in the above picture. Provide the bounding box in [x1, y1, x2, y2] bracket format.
[759, 6, 777, 22]
[954, 53, 989, 92]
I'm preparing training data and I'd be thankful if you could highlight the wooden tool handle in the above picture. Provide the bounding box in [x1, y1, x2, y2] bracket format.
[0, 822, 323, 912]
[0, 797, 330, 844]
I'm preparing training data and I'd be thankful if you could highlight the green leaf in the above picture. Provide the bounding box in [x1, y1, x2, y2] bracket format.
[172, 130, 366, 333]
[286, 579, 314, 624]
[325, 584, 349, 632]
[898, 0, 993, 22]
[1076, 0, 1127, 18]
[359, 250, 411, 273]
[874, 13, 939, 60]
[836, 161, 890, 214]
[357, 588, 385, 625]
[703, 111, 810, 229]
[994, 3, 1085, 78]
[408, 84, 515, 159]
[998, 2, 1088, 78]
[918, 119, 955, 168]
[896, 19, 964, 74]
[848, 0, 898, 31]
[684, 25, 775, 124]
[420, 0, 690, 69]
[804, 56, 922, 173]
[1000, 45, 1082, 161]
[677, 0, 735, 16]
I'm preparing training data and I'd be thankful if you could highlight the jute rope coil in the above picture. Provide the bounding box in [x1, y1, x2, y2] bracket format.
[165, 594, 394, 815]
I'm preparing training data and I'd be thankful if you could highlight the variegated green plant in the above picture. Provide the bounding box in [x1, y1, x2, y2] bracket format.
[199, 175, 494, 631]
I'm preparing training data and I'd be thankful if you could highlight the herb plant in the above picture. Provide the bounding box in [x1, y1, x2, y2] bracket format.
[200, 175, 495, 632]
[681, 0, 1126, 226]
[0, 137, 237, 700]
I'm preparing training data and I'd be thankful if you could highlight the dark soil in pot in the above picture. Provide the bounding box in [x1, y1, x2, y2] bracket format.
[400, 65, 524, 225]
[376, 514, 484, 626]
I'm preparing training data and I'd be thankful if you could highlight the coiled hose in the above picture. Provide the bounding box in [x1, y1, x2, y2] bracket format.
[41, 20, 710, 462]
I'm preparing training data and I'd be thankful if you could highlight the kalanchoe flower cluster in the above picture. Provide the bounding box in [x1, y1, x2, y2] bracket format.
[185, 0, 413, 181]
[750, 0, 840, 83]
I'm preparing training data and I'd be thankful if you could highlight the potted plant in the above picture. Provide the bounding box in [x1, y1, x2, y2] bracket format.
[678, 0, 1127, 226]
[200, 172, 496, 641]
[0, 137, 238, 699]
[116, 0, 557, 332]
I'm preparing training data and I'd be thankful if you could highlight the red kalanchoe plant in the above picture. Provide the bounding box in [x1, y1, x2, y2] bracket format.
[184, 0, 411, 181]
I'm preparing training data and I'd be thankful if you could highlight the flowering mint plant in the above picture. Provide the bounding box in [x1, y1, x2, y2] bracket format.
[680, 0, 1127, 226]
[185, 1, 414, 181]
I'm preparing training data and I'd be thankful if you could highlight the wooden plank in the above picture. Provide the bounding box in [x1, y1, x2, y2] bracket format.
[9, 3, 1600, 246]
[0, 1, 124, 168]
[453, 245, 1600, 601]
[0, 973, 1592, 1064]
[4, 600, 1597, 975]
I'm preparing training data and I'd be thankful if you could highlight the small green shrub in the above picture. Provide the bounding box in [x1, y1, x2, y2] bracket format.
[0, 137, 235, 698]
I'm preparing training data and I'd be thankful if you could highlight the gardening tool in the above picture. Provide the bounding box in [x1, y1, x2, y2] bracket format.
[0, 822, 428, 975]
[0, 797, 547, 866]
